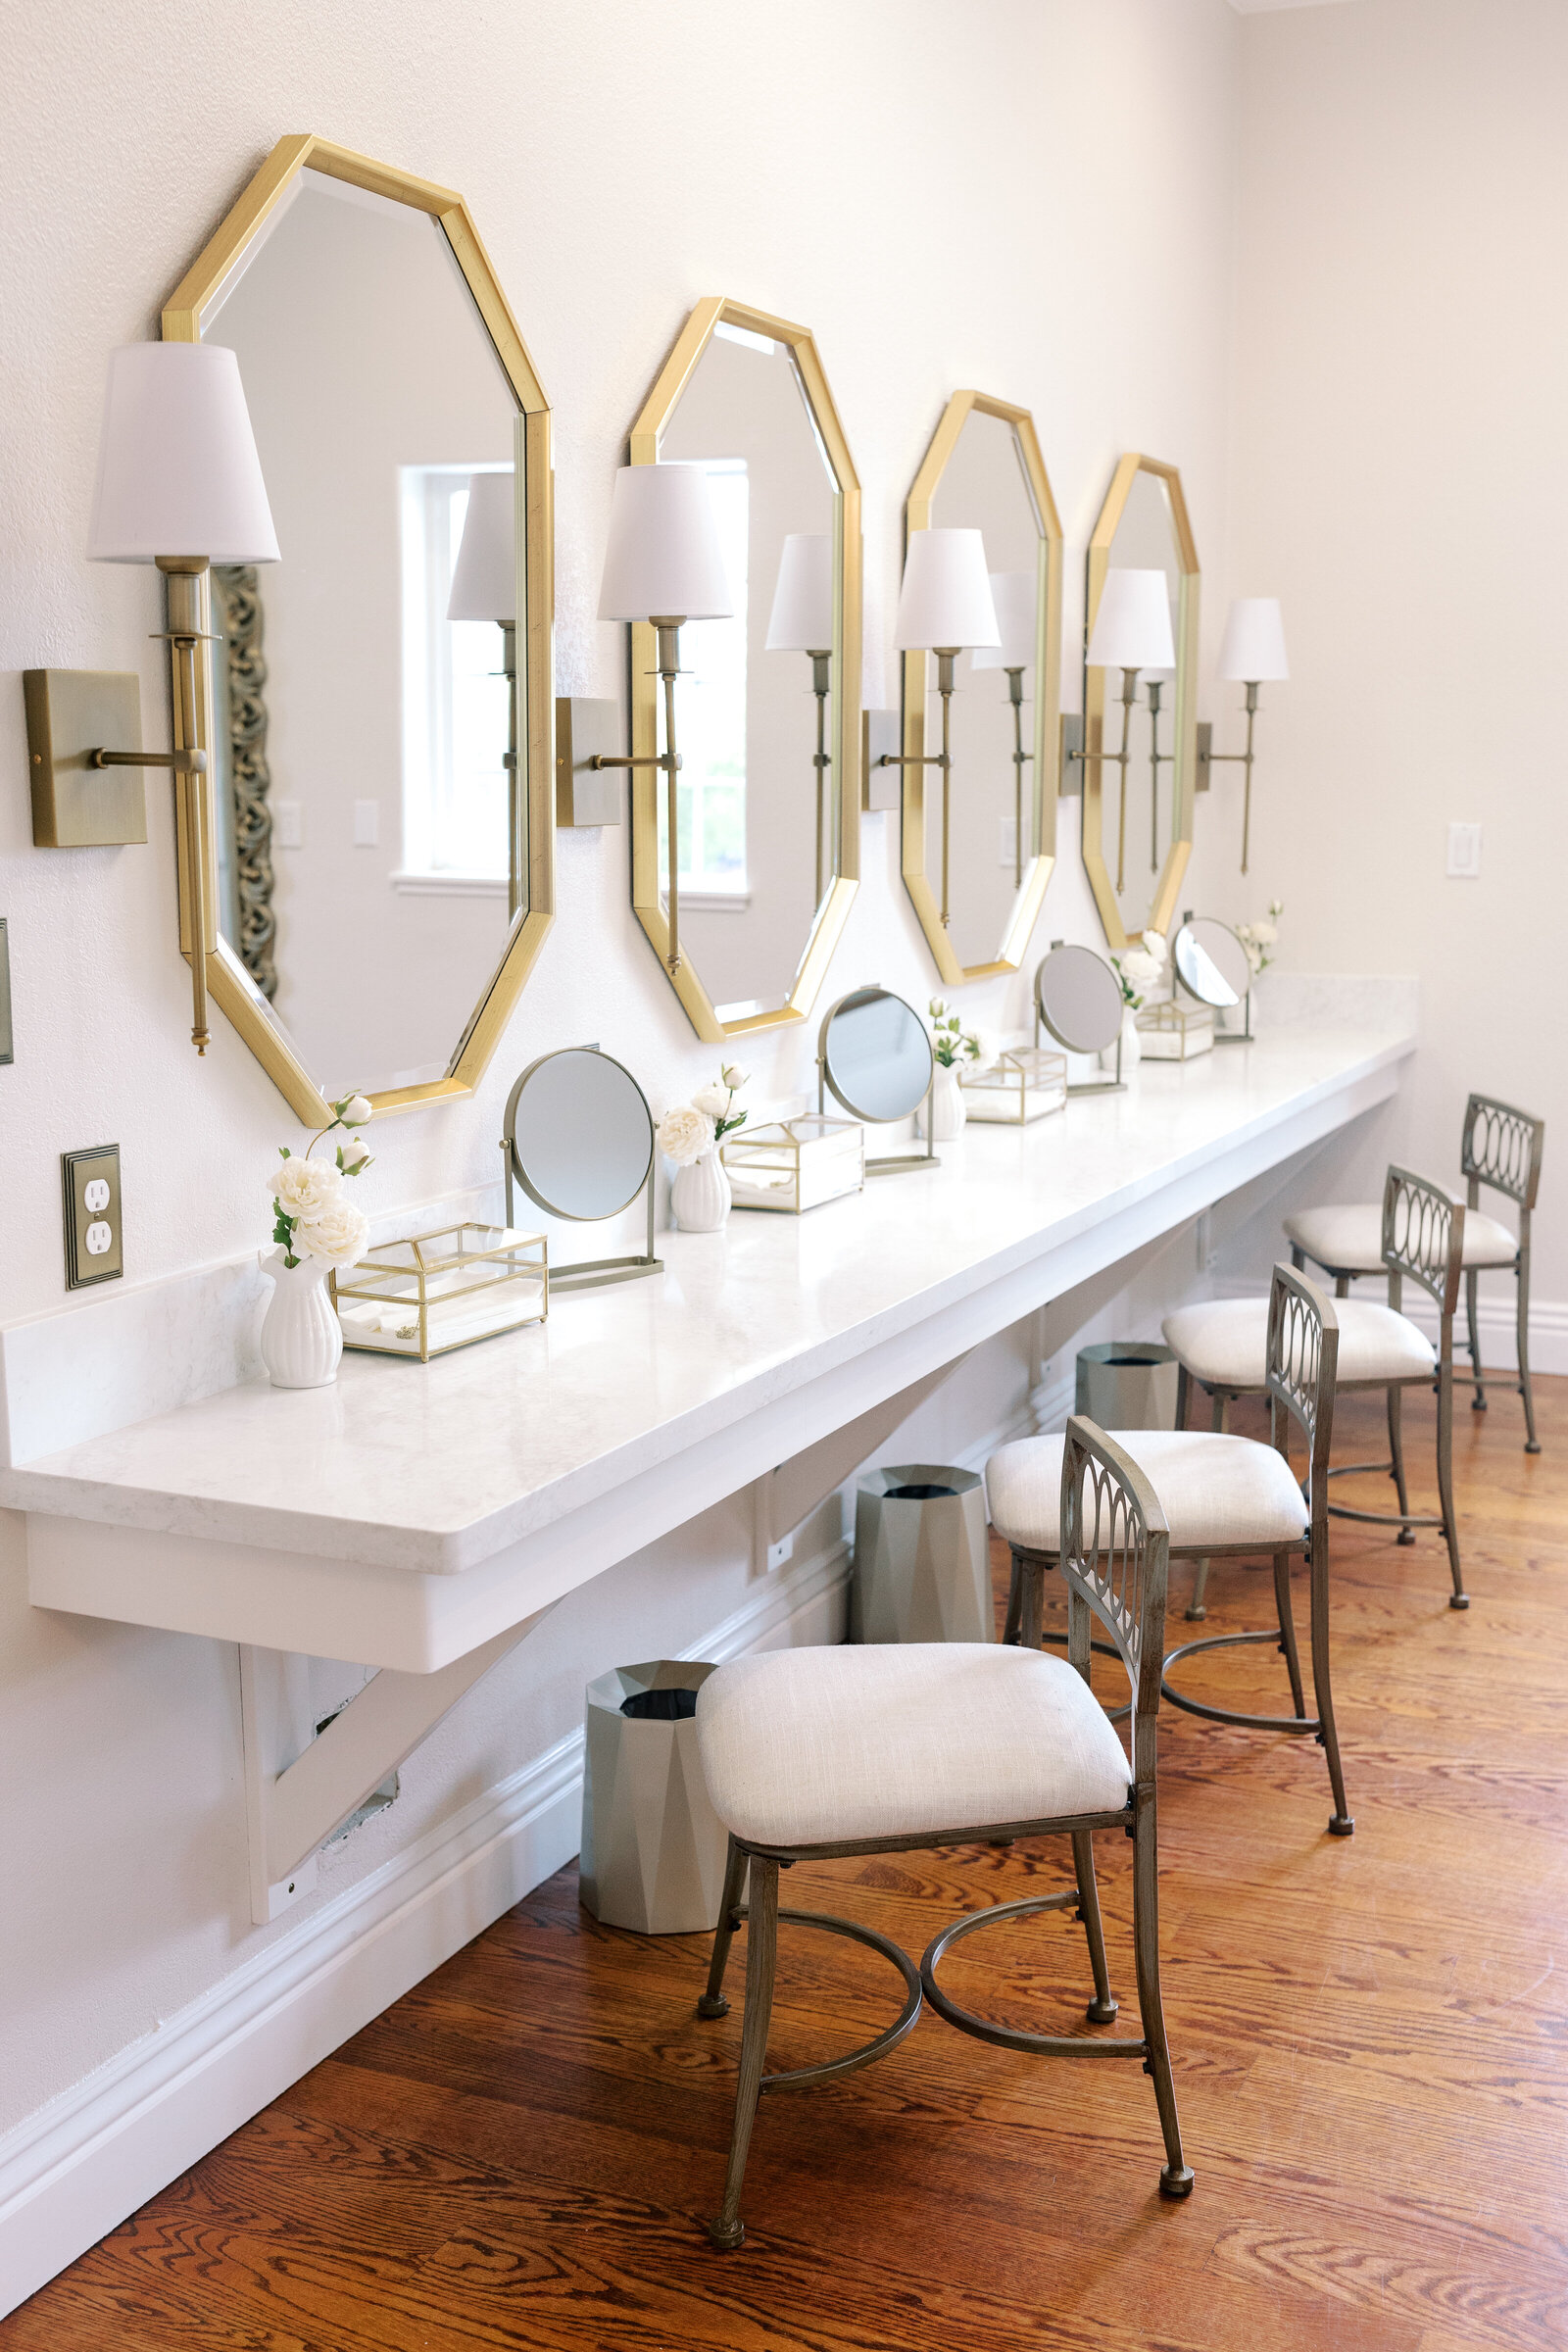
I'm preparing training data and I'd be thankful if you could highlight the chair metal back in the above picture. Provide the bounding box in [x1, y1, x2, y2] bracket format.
[1265, 1257, 1338, 1551]
[1381, 1164, 1465, 1321]
[1461, 1093, 1543, 1217]
[1059, 1417, 1169, 1790]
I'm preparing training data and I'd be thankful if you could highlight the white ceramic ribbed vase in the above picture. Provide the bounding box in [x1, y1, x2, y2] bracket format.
[670, 1146, 731, 1233]
[258, 1248, 343, 1389]
[1102, 1008, 1142, 1074]
[920, 1060, 967, 1141]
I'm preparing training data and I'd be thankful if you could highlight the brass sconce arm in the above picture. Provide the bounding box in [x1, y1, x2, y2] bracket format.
[88, 745, 208, 773]
[876, 647, 961, 924]
[1197, 681, 1263, 872]
[591, 616, 687, 972]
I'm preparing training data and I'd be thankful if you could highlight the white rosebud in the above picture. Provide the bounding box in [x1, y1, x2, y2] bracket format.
[269, 1155, 343, 1219]
[337, 1095, 373, 1127]
[297, 1197, 370, 1268]
[692, 1083, 731, 1118]
[337, 1134, 372, 1173]
[720, 1064, 750, 1091]
[657, 1103, 713, 1166]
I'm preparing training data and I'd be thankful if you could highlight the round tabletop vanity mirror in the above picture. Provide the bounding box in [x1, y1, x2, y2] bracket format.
[818, 987, 934, 1124]
[1034, 943, 1125, 1056]
[1174, 916, 1250, 1008]
[505, 1049, 654, 1222]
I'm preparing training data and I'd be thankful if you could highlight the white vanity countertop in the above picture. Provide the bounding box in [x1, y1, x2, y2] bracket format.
[2, 1023, 1414, 1589]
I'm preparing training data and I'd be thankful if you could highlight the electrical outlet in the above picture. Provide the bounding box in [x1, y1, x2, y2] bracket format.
[1446, 821, 1482, 878]
[63, 1144, 122, 1288]
[274, 799, 303, 849]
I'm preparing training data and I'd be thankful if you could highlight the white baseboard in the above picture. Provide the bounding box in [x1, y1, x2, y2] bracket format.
[1213, 1275, 1568, 1377]
[0, 1540, 850, 2320]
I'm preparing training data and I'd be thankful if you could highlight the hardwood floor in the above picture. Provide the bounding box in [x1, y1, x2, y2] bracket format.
[9, 1376, 1567, 2350]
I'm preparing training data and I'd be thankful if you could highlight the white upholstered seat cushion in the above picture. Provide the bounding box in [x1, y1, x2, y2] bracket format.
[985, 1429, 1308, 1555]
[695, 1643, 1131, 1848]
[1163, 1295, 1435, 1389]
[1284, 1200, 1518, 1272]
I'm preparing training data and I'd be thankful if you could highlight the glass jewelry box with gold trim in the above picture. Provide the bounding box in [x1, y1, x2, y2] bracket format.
[721, 1115, 864, 1213]
[1135, 1000, 1214, 1060]
[333, 1223, 548, 1359]
[957, 1046, 1068, 1123]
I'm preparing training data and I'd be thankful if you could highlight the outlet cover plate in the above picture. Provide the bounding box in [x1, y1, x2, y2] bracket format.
[63, 1144, 122, 1288]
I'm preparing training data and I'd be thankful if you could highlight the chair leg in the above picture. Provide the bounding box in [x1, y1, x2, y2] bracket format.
[707, 1854, 779, 2250]
[1272, 1552, 1307, 1719]
[1019, 1551, 1046, 1649]
[1003, 1548, 1023, 1645]
[1175, 1364, 1190, 1431]
[1289, 1244, 1305, 1272]
[1436, 1362, 1466, 1609]
[1130, 1788, 1192, 2196]
[698, 1837, 750, 2019]
[1306, 1536, 1352, 1836]
[1186, 1558, 1210, 1623]
[1387, 1384, 1415, 1544]
[1209, 1389, 1228, 1433]
[1517, 1255, 1542, 1454]
[1072, 1829, 1117, 2023]
[1465, 1268, 1486, 1411]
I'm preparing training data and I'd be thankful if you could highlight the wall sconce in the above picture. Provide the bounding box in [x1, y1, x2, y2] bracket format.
[24, 343, 278, 1054]
[446, 469, 523, 918]
[1083, 567, 1175, 895]
[875, 527, 1000, 926]
[765, 532, 833, 903]
[1197, 598, 1289, 873]
[969, 568, 1037, 887]
[592, 465, 733, 974]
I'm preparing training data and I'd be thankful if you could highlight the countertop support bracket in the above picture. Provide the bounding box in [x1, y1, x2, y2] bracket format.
[238, 1608, 552, 1924]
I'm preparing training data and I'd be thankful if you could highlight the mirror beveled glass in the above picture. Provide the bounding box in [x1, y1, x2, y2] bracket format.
[163, 133, 554, 1124]
[625, 298, 861, 1043]
[1081, 454, 1200, 953]
[505, 1049, 654, 1222]
[902, 391, 1063, 982]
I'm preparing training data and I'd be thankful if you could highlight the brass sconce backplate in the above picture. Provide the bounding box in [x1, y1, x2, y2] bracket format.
[24, 670, 150, 848]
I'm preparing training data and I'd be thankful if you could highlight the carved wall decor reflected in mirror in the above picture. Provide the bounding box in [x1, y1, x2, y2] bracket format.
[1081, 454, 1200, 952]
[897, 392, 1062, 983]
[162, 134, 553, 1122]
[623, 298, 861, 1041]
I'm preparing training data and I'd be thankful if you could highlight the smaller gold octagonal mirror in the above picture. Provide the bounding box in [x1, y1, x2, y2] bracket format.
[898, 391, 1063, 984]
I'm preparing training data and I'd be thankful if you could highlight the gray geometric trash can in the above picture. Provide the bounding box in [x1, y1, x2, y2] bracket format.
[579, 1659, 730, 1934]
[852, 1463, 993, 1644]
[1075, 1341, 1179, 1431]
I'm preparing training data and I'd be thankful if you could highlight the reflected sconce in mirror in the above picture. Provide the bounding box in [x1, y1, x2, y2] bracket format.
[1197, 599, 1289, 873]
[1083, 567, 1175, 899]
[969, 569, 1038, 889]
[446, 470, 525, 915]
[874, 528, 1001, 926]
[765, 532, 834, 903]
[592, 465, 734, 974]
[25, 343, 278, 1054]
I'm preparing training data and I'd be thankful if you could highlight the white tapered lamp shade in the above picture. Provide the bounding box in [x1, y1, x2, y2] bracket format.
[447, 471, 516, 624]
[1086, 567, 1174, 671]
[597, 465, 734, 622]
[969, 570, 1038, 671]
[1218, 596, 1288, 682]
[88, 343, 279, 564]
[765, 532, 832, 652]
[894, 528, 1001, 651]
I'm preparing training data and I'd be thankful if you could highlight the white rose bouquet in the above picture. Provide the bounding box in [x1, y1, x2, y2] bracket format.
[269, 1092, 374, 1269]
[1236, 900, 1284, 976]
[927, 1000, 988, 1069]
[1111, 929, 1168, 1009]
[658, 1065, 749, 1165]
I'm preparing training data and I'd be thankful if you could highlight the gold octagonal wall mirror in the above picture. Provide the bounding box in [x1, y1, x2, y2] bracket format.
[163, 134, 554, 1122]
[1081, 454, 1200, 952]
[900, 392, 1063, 982]
[624, 298, 861, 1040]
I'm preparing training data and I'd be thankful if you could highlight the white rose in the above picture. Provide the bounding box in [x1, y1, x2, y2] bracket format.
[335, 1094, 373, 1127]
[269, 1154, 343, 1219]
[1119, 950, 1163, 994]
[657, 1103, 713, 1166]
[1250, 920, 1277, 947]
[1141, 929, 1169, 963]
[720, 1064, 750, 1091]
[692, 1083, 732, 1118]
[336, 1134, 372, 1172]
[297, 1197, 370, 1267]
[971, 1028, 1003, 1071]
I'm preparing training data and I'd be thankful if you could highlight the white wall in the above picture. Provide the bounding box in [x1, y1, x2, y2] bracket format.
[1216, 0, 1565, 1295]
[0, 0, 1255, 2293]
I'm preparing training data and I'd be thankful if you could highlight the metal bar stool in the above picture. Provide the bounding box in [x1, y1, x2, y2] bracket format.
[991, 1263, 1351, 1835]
[1284, 1094, 1544, 1453]
[692, 1421, 1193, 2250]
[1166, 1167, 1468, 1609]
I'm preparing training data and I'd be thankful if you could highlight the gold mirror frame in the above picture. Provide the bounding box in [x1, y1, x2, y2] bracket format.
[161, 133, 554, 1124]
[900, 391, 1063, 984]
[625, 297, 861, 1042]
[1081, 453, 1200, 953]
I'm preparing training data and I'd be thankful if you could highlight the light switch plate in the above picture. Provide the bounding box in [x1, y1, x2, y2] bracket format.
[274, 800, 303, 849]
[353, 799, 380, 847]
[1446, 821, 1482, 878]
[24, 670, 150, 848]
[0, 919, 12, 1065]
[555, 697, 624, 825]
[63, 1144, 122, 1289]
